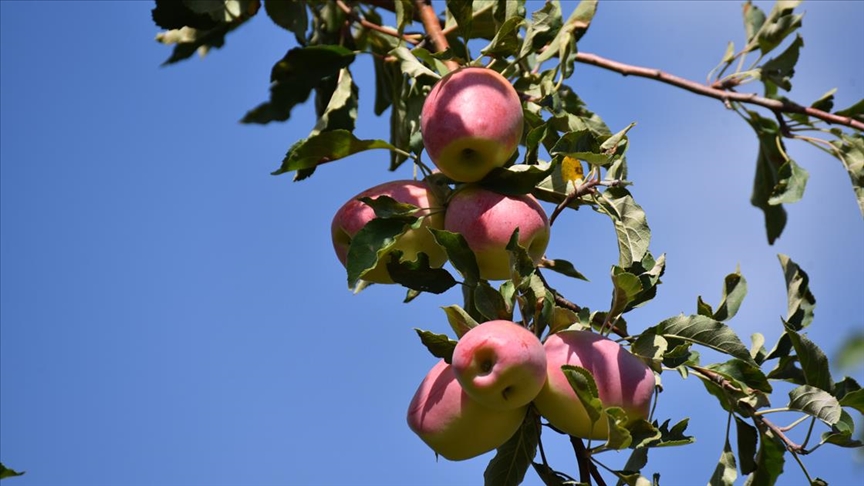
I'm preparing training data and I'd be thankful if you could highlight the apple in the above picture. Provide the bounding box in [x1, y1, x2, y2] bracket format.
[444, 185, 550, 280]
[421, 67, 524, 183]
[331, 180, 446, 284]
[532, 330, 656, 440]
[407, 359, 528, 461]
[451, 320, 547, 410]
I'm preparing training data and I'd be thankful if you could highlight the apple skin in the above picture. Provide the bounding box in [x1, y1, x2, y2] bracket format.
[444, 185, 550, 280]
[331, 180, 446, 284]
[421, 67, 524, 183]
[533, 330, 656, 440]
[451, 320, 547, 411]
[407, 359, 528, 461]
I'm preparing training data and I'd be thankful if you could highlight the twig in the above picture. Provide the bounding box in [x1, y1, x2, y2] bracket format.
[570, 436, 594, 485]
[413, 0, 460, 71]
[335, 1, 421, 44]
[534, 269, 630, 340]
[574, 51, 864, 132]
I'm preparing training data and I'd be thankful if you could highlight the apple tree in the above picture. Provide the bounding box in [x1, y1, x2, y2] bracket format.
[142, 1, 864, 485]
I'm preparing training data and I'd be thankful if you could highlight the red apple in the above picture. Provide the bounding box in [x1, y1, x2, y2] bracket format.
[407, 359, 527, 461]
[533, 330, 656, 440]
[421, 67, 524, 183]
[444, 185, 550, 280]
[331, 180, 446, 284]
[451, 320, 547, 410]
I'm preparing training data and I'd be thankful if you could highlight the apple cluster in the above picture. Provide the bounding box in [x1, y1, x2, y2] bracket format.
[329, 67, 655, 461]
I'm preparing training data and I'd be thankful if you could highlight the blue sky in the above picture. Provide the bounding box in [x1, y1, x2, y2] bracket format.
[1, 1, 862, 485]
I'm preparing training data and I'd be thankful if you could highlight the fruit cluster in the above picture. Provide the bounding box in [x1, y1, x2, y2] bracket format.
[330, 67, 654, 461]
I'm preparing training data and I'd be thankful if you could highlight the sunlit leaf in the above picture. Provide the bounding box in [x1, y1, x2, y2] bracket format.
[658, 314, 754, 364]
[442, 305, 479, 338]
[778, 254, 816, 331]
[593, 187, 651, 268]
[562, 364, 603, 426]
[429, 228, 481, 285]
[829, 132, 864, 216]
[540, 259, 589, 281]
[346, 216, 416, 288]
[788, 385, 842, 426]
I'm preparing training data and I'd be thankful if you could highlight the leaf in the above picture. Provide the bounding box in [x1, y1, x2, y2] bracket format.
[708, 359, 773, 394]
[561, 364, 603, 427]
[711, 268, 748, 322]
[745, 111, 789, 244]
[389, 46, 440, 80]
[709, 438, 738, 486]
[414, 328, 457, 363]
[0, 463, 25, 480]
[535, 0, 598, 78]
[550, 129, 608, 167]
[608, 270, 642, 323]
[650, 418, 695, 447]
[480, 162, 557, 196]
[778, 254, 816, 331]
[835, 98, 864, 123]
[519, 1, 562, 59]
[829, 132, 864, 216]
[759, 34, 803, 92]
[836, 332, 864, 371]
[603, 407, 633, 450]
[309, 68, 358, 136]
[810, 88, 837, 112]
[358, 195, 420, 219]
[785, 330, 833, 392]
[505, 229, 536, 281]
[658, 314, 754, 364]
[735, 416, 758, 475]
[767, 158, 809, 205]
[264, 0, 307, 44]
[272, 131, 395, 176]
[345, 217, 416, 288]
[788, 385, 842, 426]
[483, 410, 539, 486]
[474, 281, 511, 321]
[593, 187, 651, 268]
[441, 305, 479, 338]
[540, 259, 589, 281]
[386, 251, 458, 294]
[481, 16, 524, 58]
[839, 389, 864, 415]
[561, 156, 585, 185]
[743, 430, 785, 486]
[742, 1, 766, 44]
[447, 0, 474, 42]
[429, 228, 481, 285]
[393, 0, 414, 36]
[242, 45, 356, 124]
[632, 330, 668, 372]
[743, 0, 803, 56]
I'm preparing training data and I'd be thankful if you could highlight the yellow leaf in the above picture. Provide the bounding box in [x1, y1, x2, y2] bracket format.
[562, 156, 585, 184]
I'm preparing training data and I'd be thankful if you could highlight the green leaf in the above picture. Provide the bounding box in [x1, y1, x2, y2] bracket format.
[481, 16, 524, 58]
[743, 430, 785, 486]
[0, 463, 25, 480]
[561, 364, 603, 427]
[735, 416, 758, 475]
[242, 45, 356, 124]
[759, 34, 803, 92]
[835, 98, 864, 123]
[540, 259, 589, 281]
[810, 88, 836, 113]
[519, 1, 562, 59]
[767, 158, 809, 205]
[309, 68, 358, 136]
[785, 330, 833, 392]
[593, 187, 651, 268]
[608, 270, 643, 323]
[388, 73, 429, 170]
[650, 418, 695, 447]
[707, 359, 772, 394]
[480, 162, 557, 196]
[393, 0, 414, 36]
[264, 0, 307, 44]
[483, 410, 539, 486]
[474, 280, 511, 321]
[710, 268, 748, 321]
[778, 254, 816, 331]
[345, 216, 416, 288]
[697, 296, 714, 317]
[441, 305, 479, 338]
[745, 111, 789, 244]
[821, 410, 863, 448]
[742, 1, 766, 45]
[272, 130, 395, 176]
[386, 251, 458, 294]
[743, 0, 803, 56]
[839, 389, 864, 415]
[788, 385, 842, 426]
[836, 332, 864, 371]
[550, 129, 609, 167]
[358, 195, 420, 219]
[829, 132, 864, 216]
[621, 447, 650, 483]
[389, 46, 441, 80]
[414, 328, 457, 363]
[832, 376, 861, 401]
[429, 228, 481, 285]
[505, 229, 536, 281]
[632, 329, 668, 372]
[709, 438, 738, 486]
[658, 314, 754, 364]
[603, 407, 633, 450]
[447, 0, 474, 42]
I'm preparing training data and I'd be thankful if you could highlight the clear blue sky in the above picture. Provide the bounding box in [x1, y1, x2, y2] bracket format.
[1, 1, 862, 485]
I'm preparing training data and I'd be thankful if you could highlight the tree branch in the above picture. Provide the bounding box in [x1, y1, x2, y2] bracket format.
[414, 0, 460, 71]
[574, 52, 864, 132]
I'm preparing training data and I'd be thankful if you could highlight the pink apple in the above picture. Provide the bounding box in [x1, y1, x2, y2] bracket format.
[407, 359, 528, 461]
[444, 185, 550, 280]
[421, 67, 524, 183]
[331, 180, 446, 284]
[533, 330, 656, 440]
[451, 320, 547, 410]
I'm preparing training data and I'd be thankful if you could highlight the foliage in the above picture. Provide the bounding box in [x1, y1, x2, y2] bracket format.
[140, 1, 863, 484]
